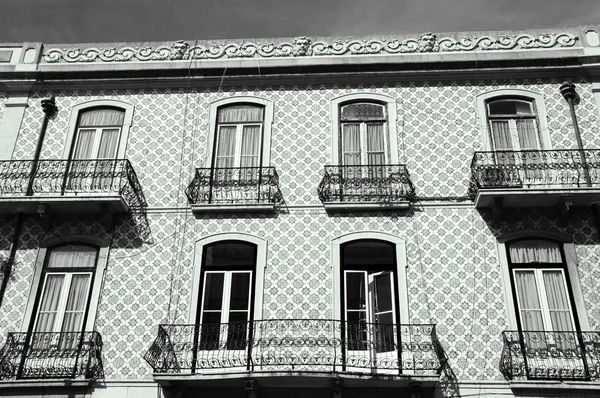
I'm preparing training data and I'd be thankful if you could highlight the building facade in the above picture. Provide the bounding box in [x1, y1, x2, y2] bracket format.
[0, 25, 600, 398]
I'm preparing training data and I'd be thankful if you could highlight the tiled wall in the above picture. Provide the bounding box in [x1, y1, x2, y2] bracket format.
[1, 77, 600, 383]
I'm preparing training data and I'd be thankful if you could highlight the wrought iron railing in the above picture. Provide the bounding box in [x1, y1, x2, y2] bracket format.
[0, 159, 147, 209]
[469, 150, 600, 197]
[499, 330, 600, 381]
[144, 319, 443, 375]
[185, 167, 283, 205]
[0, 331, 104, 380]
[317, 165, 416, 204]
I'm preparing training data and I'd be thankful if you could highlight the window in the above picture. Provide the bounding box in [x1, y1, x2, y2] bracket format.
[213, 105, 264, 170]
[341, 240, 399, 363]
[197, 241, 256, 351]
[508, 239, 577, 335]
[487, 98, 541, 153]
[72, 108, 124, 160]
[340, 102, 388, 166]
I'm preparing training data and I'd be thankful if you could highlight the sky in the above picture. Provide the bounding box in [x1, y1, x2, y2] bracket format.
[0, 0, 599, 44]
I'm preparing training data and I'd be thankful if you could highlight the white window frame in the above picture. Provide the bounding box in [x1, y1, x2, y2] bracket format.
[340, 102, 389, 165]
[21, 236, 110, 333]
[205, 97, 274, 168]
[330, 93, 399, 165]
[486, 98, 541, 151]
[496, 230, 589, 331]
[199, 270, 253, 327]
[476, 89, 552, 152]
[190, 233, 267, 324]
[64, 100, 134, 159]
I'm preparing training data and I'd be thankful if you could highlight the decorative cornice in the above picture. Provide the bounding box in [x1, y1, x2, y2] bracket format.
[42, 32, 579, 64]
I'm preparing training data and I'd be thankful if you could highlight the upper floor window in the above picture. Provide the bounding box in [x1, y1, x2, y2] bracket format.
[214, 105, 264, 169]
[73, 108, 125, 160]
[486, 98, 541, 152]
[340, 102, 388, 166]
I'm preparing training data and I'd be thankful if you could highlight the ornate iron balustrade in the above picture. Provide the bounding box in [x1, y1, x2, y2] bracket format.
[185, 167, 283, 205]
[469, 150, 600, 197]
[0, 331, 104, 380]
[144, 319, 443, 375]
[499, 330, 600, 381]
[0, 159, 147, 209]
[317, 165, 416, 203]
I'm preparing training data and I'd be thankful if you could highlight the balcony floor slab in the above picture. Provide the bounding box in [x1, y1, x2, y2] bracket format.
[0, 195, 129, 214]
[474, 187, 600, 208]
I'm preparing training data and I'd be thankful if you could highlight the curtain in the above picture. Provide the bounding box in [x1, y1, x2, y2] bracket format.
[35, 274, 65, 333]
[218, 106, 264, 123]
[491, 121, 513, 150]
[516, 120, 539, 150]
[215, 127, 236, 169]
[366, 123, 385, 166]
[543, 271, 574, 332]
[61, 275, 91, 338]
[79, 109, 124, 127]
[342, 124, 361, 166]
[98, 129, 120, 159]
[240, 126, 260, 169]
[47, 245, 97, 268]
[73, 129, 96, 159]
[509, 240, 562, 263]
[514, 271, 545, 331]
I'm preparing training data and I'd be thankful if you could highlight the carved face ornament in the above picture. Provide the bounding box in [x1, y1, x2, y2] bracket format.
[170, 40, 190, 60]
[293, 36, 312, 56]
[418, 33, 438, 52]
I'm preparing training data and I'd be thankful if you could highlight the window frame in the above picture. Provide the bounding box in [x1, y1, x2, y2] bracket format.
[330, 93, 399, 165]
[205, 97, 274, 169]
[64, 99, 134, 160]
[21, 236, 110, 333]
[339, 102, 389, 166]
[476, 89, 552, 152]
[496, 231, 589, 331]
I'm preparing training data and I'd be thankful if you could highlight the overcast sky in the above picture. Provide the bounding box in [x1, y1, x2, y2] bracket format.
[1, 0, 599, 44]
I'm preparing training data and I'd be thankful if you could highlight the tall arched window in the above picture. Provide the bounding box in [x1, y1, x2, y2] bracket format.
[340, 102, 388, 166]
[197, 241, 257, 350]
[213, 105, 264, 169]
[487, 98, 541, 153]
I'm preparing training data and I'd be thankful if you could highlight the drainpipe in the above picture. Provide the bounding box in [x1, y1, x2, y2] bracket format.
[559, 81, 600, 237]
[0, 97, 57, 310]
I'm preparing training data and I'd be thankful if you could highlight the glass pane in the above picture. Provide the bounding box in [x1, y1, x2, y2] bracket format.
[345, 272, 366, 310]
[490, 121, 513, 151]
[226, 312, 248, 350]
[346, 311, 368, 350]
[515, 271, 545, 331]
[61, 274, 91, 334]
[204, 242, 256, 267]
[240, 126, 261, 168]
[47, 245, 97, 268]
[374, 273, 393, 313]
[342, 241, 395, 266]
[341, 103, 385, 121]
[543, 271, 574, 331]
[516, 119, 539, 150]
[229, 273, 251, 311]
[342, 124, 361, 166]
[488, 100, 532, 116]
[35, 274, 65, 333]
[202, 273, 224, 310]
[367, 124, 385, 166]
[375, 312, 395, 353]
[215, 126, 237, 168]
[199, 312, 222, 350]
[97, 128, 120, 158]
[218, 105, 264, 123]
[73, 129, 96, 159]
[79, 108, 125, 126]
[509, 240, 562, 263]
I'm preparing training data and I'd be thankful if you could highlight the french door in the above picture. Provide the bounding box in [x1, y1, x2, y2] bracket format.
[344, 270, 397, 371]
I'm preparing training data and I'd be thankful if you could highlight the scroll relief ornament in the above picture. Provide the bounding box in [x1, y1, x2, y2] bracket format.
[42, 32, 578, 63]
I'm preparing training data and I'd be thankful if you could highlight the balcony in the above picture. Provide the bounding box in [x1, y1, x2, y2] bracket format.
[0, 159, 147, 215]
[469, 150, 600, 209]
[499, 330, 600, 382]
[185, 167, 283, 213]
[317, 165, 416, 211]
[0, 331, 104, 384]
[144, 319, 444, 388]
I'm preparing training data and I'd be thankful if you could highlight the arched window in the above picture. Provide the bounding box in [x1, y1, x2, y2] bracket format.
[213, 105, 265, 169]
[197, 241, 257, 350]
[341, 240, 398, 358]
[72, 107, 125, 160]
[339, 102, 388, 166]
[486, 98, 541, 152]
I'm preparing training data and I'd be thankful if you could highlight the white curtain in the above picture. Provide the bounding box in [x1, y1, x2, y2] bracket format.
[73, 129, 96, 159]
[509, 240, 562, 263]
[514, 271, 545, 331]
[342, 124, 361, 166]
[366, 123, 385, 166]
[240, 126, 260, 169]
[516, 120, 539, 150]
[543, 271, 574, 332]
[98, 129, 120, 159]
[79, 108, 124, 127]
[35, 274, 65, 333]
[216, 127, 236, 169]
[491, 121, 513, 150]
[218, 106, 264, 123]
[61, 274, 91, 335]
[47, 245, 97, 268]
